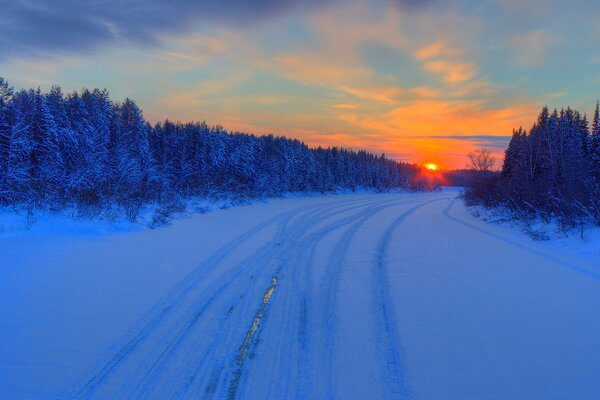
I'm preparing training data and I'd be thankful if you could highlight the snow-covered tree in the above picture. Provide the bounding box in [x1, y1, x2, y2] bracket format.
[0, 77, 420, 219]
[591, 101, 600, 183]
[0, 78, 14, 203]
[113, 98, 152, 202]
[474, 103, 600, 226]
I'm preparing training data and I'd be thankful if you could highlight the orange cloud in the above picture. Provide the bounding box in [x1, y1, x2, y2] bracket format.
[133, 4, 537, 170]
[333, 103, 359, 109]
[423, 60, 477, 83]
[415, 40, 478, 84]
[415, 41, 459, 61]
[341, 86, 401, 103]
[409, 86, 443, 99]
[327, 98, 539, 169]
[274, 53, 372, 85]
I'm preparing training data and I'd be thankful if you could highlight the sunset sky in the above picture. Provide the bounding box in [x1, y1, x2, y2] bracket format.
[1, 0, 599, 168]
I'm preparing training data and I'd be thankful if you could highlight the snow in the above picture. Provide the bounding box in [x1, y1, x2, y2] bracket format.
[0, 196, 263, 238]
[469, 203, 600, 267]
[1, 190, 600, 399]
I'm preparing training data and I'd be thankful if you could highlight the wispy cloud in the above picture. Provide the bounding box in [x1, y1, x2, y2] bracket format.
[415, 134, 512, 150]
[505, 30, 559, 67]
[415, 41, 459, 61]
[0, 0, 333, 60]
[2, 0, 598, 169]
[416, 41, 477, 84]
[423, 60, 477, 84]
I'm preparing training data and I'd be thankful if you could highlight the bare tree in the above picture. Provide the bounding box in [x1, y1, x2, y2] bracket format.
[467, 148, 496, 172]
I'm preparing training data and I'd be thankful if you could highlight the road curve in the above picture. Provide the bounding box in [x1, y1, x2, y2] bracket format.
[64, 192, 600, 400]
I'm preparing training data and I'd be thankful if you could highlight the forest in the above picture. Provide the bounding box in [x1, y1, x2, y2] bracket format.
[466, 103, 600, 229]
[0, 78, 424, 220]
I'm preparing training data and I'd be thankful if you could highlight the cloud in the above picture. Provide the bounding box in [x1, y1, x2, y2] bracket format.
[415, 41, 477, 84]
[0, 0, 451, 62]
[505, 30, 559, 67]
[415, 41, 459, 60]
[415, 135, 512, 150]
[0, 0, 329, 60]
[327, 97, 538, 166]
[333, 103, 359, 109]
[391, 0, 440, 11]
[273, 53, 373, 85]
[1, 0, 555, 170]
[423, 60, 477, 83]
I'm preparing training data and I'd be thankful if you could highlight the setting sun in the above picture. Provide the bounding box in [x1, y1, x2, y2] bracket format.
[425, 163, 438, 171]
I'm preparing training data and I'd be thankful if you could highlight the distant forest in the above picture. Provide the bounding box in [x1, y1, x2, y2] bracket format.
[467, 103, 600, 228]
[0, 77, 426, 220]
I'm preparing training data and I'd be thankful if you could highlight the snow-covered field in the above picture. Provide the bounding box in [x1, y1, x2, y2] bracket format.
[1, 190, 600, 399]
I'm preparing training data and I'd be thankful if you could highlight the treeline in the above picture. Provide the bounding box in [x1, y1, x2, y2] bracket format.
[0, 77, 422, 220]
[467, 103, 600, 228]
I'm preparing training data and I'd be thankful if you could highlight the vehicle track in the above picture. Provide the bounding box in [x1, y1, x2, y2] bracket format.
[307, 197, 450, 399]
[73, 196, 401, 399]
[72, 194, 441, 399]
[73, 200, 344, 399]
[442, 199, 600, 280]
[73, 203, 311, 398]
[189, 196, 433, 399]
[371, 199, 453, 399]
[179, 198, 413, 399]
[233, 195, 444, 399]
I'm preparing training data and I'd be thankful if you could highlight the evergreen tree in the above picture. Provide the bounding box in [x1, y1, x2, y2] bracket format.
[113, 98, 152, 202]
[7, 90, 35, 203]
[0, 78, 14, 203]
[486, 103, 600, 226]
[29, 88, 60, 202]
[591, 101, 600, 183]
[502, 128, 523, 178]
[81, 88, 112, 204]
[0, 76, 421, 220]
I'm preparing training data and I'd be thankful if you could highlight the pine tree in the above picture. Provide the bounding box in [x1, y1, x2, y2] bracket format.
[149, 120, 177, 198]
[502, 128, 523, 178]
[29, 88, 62, 203]
[0, 79, 421, 218]
[593, 101, 600, 136]
[7, 90, 35, 203]
[81, 88, 112, 204]
[591, 101, 600, 183]
[45, 85, 74, 202]
[0, 78, 14, 203]
[114, 98, 152, 207]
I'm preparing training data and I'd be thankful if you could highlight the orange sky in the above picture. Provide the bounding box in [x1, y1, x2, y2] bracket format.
[2, 1, 599, 169]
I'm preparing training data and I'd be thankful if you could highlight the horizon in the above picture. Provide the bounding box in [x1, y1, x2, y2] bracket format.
[1, 0, 599, 168]
[2, 3, 600, 398]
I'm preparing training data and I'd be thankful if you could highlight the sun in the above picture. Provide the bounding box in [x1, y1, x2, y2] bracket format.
[425, 163, 438, 171]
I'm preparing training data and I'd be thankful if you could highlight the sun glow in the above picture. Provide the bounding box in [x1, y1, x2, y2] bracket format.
[425, 163, 438, 171]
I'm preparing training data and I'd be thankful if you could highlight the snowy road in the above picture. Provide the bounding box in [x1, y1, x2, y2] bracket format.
[2, 191, 600, 399]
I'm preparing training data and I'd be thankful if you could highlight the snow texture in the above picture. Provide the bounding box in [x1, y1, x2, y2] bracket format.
[1, 190, 599, 399]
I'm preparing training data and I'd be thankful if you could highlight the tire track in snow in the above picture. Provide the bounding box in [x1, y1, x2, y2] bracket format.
[120, 198, 382, 399]
[72, 202, 325, 399]
[227, 273, 280, 400]
[238, 195, 435, 399]
[442, 199, 600, 280]
[189, 197, 421, 399]
[135, 198, 380, 397]
[83, 197, 384, 399]
[126, 242, 284, 399]
[72, 194, 434, 399]
[372, 198, 451, 399]
[263, 197, 436, 399]
[309, 196, 450, 399]
[205, 196, 433, 399]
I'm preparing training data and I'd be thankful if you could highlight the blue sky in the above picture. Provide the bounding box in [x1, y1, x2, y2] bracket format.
[1, 0, 599, 167]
